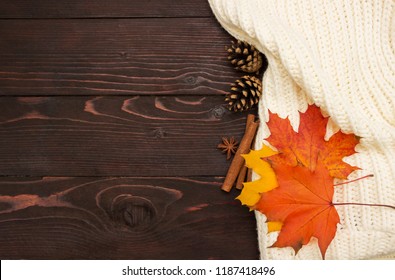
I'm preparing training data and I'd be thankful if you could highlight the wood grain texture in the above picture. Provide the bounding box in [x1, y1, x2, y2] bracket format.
[0, 18, 242, 96]
[0, 96, 256, 176]
[0, 2, 263, 260]
[0, 0, 212, 19]
[0, 176, 258, 259]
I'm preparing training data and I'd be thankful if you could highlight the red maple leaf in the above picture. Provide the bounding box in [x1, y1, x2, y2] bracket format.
[253, 104, 360, 258]
[266, 105, 359, 179]
[255, 160, 339, 258]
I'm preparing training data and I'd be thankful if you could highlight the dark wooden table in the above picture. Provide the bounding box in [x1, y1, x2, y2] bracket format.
[0, 0, 259, 259]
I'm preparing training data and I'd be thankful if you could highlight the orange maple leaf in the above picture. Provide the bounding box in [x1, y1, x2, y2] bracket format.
[254, 160, 339, 258]
[266, 105, 359, 179]
[239, 104, 361, 258]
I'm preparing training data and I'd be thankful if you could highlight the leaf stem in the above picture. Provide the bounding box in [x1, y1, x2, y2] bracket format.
[332, 202, 395, 210]
[334, 174, 374, 186]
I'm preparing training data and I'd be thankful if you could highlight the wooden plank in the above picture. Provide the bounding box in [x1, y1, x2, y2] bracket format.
[0, 18, 241, 96]
[0, 176, 258, 259]
[0, 0, 213, 19]
[0, 95, 256, 177]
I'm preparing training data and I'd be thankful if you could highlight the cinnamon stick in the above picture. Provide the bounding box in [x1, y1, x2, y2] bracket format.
[247, 167, 253, 182]
[221, 117, 259, 192]
[235, 165, 248, 189]
[245, 120, 258, 184]
[235, 114, 256, 190]
[245, 114, 256, 129]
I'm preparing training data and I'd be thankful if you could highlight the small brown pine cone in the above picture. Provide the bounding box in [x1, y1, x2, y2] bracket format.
[225, 75, 262, 112]
[226, 40, 263, 73]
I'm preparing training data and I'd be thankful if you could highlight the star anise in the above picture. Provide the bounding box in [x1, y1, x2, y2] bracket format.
[217, 137, 239, 160]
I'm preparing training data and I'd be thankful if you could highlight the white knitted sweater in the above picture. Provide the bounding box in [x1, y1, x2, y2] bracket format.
[209, 0, 395, 259]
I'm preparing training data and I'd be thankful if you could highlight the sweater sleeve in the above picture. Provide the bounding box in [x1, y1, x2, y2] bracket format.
[209, 0, 395, 259]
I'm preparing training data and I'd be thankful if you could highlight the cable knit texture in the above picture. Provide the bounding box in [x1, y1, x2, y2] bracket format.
[209, 0, 395, 259]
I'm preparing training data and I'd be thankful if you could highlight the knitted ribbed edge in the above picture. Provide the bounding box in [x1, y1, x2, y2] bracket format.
[209, 0, 395, 259]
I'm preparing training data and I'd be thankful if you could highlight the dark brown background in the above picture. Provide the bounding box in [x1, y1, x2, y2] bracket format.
[0, 0, 262, 259]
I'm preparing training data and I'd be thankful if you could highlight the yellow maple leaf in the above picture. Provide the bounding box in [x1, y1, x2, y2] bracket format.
[236, 145, 278, 206]
[236, 145, 283, 232]
[267, 221, 283, 232]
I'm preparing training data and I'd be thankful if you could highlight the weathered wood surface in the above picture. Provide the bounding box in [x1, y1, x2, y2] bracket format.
[0, 1, 262, 260]
[0, 176, 258, 259]
[0, 0, 212, 19]
[0, 96, 255, 177]
[0, 18, 239, 96]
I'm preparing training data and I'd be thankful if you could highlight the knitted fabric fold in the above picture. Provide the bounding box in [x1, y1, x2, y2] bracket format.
[209, 0, 395, 259]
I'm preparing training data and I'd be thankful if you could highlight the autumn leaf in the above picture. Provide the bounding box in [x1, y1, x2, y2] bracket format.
[266, 105, 359, 179]
[320, 131, 360, 179]
[237, 104, 361, 258]
[236, 146, 278, 207]
[254, 160, 339, 258]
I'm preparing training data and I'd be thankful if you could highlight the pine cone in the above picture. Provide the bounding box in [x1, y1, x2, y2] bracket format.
[226, 40, 263, 73]
[225, 75, 262, 112]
